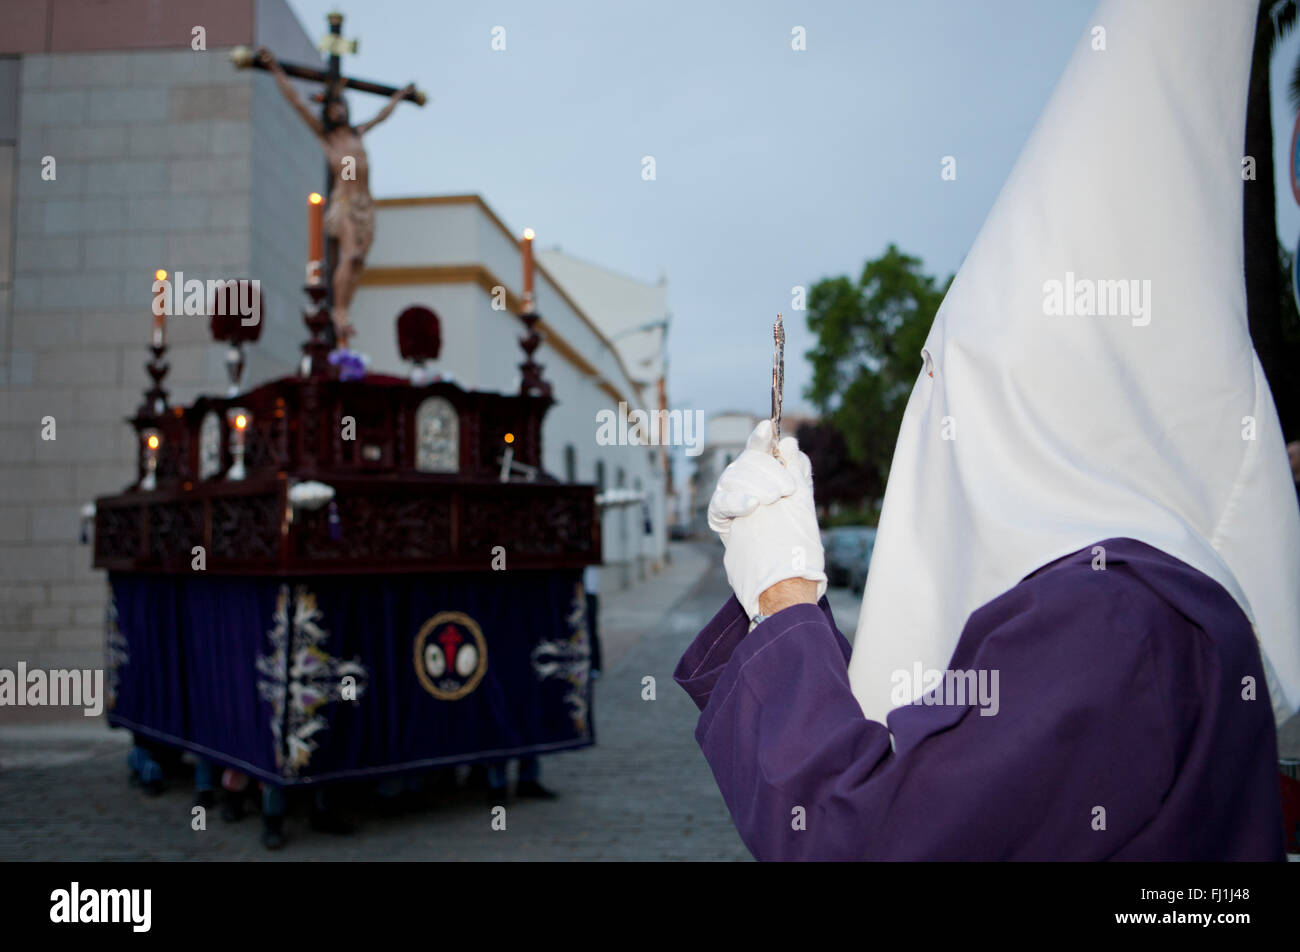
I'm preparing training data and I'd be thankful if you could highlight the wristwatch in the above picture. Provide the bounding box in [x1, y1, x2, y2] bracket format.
[748, 612, 769, 631]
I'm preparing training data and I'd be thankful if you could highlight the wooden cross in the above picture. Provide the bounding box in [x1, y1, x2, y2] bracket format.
[230, 11, 425, 312]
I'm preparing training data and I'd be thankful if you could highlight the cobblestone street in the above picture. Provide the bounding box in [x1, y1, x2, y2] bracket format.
[0, 542, 863, 861]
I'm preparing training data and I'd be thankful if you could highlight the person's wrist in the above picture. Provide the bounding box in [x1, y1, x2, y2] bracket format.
[756, 577, 819, 617]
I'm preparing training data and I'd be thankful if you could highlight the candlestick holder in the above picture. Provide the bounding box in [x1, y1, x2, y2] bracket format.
[518, 310, 551, 398]
[138, 339, 170, 418]
[207, 280, 263, 400]
[224, 342, 247, 397]
[301, 283, 336, 379]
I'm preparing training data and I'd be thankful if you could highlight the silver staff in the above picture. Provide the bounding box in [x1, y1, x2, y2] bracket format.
[770, 314, 784, 457]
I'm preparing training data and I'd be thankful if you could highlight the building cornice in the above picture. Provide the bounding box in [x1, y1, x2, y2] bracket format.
[371, 195, 648, 410]
[360, 261, 632, 407]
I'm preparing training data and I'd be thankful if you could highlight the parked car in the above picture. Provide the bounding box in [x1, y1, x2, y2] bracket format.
[846, 528, 877, 593]
[823, 526, 876, 589]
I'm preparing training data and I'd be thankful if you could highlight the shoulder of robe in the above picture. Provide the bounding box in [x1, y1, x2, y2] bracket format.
[959, 538, 1253, 746]
[962, 539, 1220, 685]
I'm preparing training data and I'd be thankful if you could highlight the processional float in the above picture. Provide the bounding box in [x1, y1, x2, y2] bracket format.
[89, 16, 599, 785]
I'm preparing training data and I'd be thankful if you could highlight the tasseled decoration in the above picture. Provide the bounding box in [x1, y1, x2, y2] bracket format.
[396, 306, 442, 362]
[209, 280, 266, 345]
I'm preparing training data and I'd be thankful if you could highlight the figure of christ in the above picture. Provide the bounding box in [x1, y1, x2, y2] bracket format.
[258, 48, 414, 348]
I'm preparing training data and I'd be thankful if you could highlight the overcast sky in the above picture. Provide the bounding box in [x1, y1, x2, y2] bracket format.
[285, 0, 1300, 428]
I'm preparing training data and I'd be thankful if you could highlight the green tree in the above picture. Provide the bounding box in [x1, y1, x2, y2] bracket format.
[804, 244, 949, 493]
[794, 419, 878, 510]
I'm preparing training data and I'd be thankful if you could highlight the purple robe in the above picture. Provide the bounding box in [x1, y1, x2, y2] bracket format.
[675, 538, 1285, 860]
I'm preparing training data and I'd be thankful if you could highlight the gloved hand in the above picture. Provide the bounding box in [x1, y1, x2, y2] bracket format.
[707, 420, 827, 619]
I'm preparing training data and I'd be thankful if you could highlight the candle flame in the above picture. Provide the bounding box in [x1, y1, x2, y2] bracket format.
[154, 269, 167, 281]
[504, 432, 515, 444]
[146, 434, 160, 450]
[235, 414, 248, 430]
[522, 229, 535, 241]
[309, 192, 324, 205]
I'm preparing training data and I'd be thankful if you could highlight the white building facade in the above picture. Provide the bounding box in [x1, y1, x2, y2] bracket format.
[691, 411, 761, 535]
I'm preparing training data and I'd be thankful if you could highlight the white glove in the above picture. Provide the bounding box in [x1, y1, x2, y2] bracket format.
[707, 420, 827, 619]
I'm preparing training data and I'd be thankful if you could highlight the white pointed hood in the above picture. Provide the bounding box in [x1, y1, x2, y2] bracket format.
[849, 0, 1300, 728]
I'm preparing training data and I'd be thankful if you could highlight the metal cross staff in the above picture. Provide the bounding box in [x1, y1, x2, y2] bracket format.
[770, 314, 785, 458]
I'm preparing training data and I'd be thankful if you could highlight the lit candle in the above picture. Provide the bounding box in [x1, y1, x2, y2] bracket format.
[141, 428, 161, 491]
[227, 408, 250, 481]
[521, 228, 535, 300]
[152, 269, 168, 346]
[308, 193, 324, 285]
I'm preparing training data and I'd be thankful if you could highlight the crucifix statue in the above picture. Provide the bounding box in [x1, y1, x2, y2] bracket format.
[231, 11, 424, 350]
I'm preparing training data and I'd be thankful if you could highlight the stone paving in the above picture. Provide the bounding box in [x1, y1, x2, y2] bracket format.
[0, 541, 863, 861]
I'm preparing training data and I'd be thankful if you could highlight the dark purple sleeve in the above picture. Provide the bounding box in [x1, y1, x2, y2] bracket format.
[675, 594, 851, 713]
[674, 570, 1190, 861]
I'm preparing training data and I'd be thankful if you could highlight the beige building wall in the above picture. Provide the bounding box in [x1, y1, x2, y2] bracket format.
[0, 0, 322, 675]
